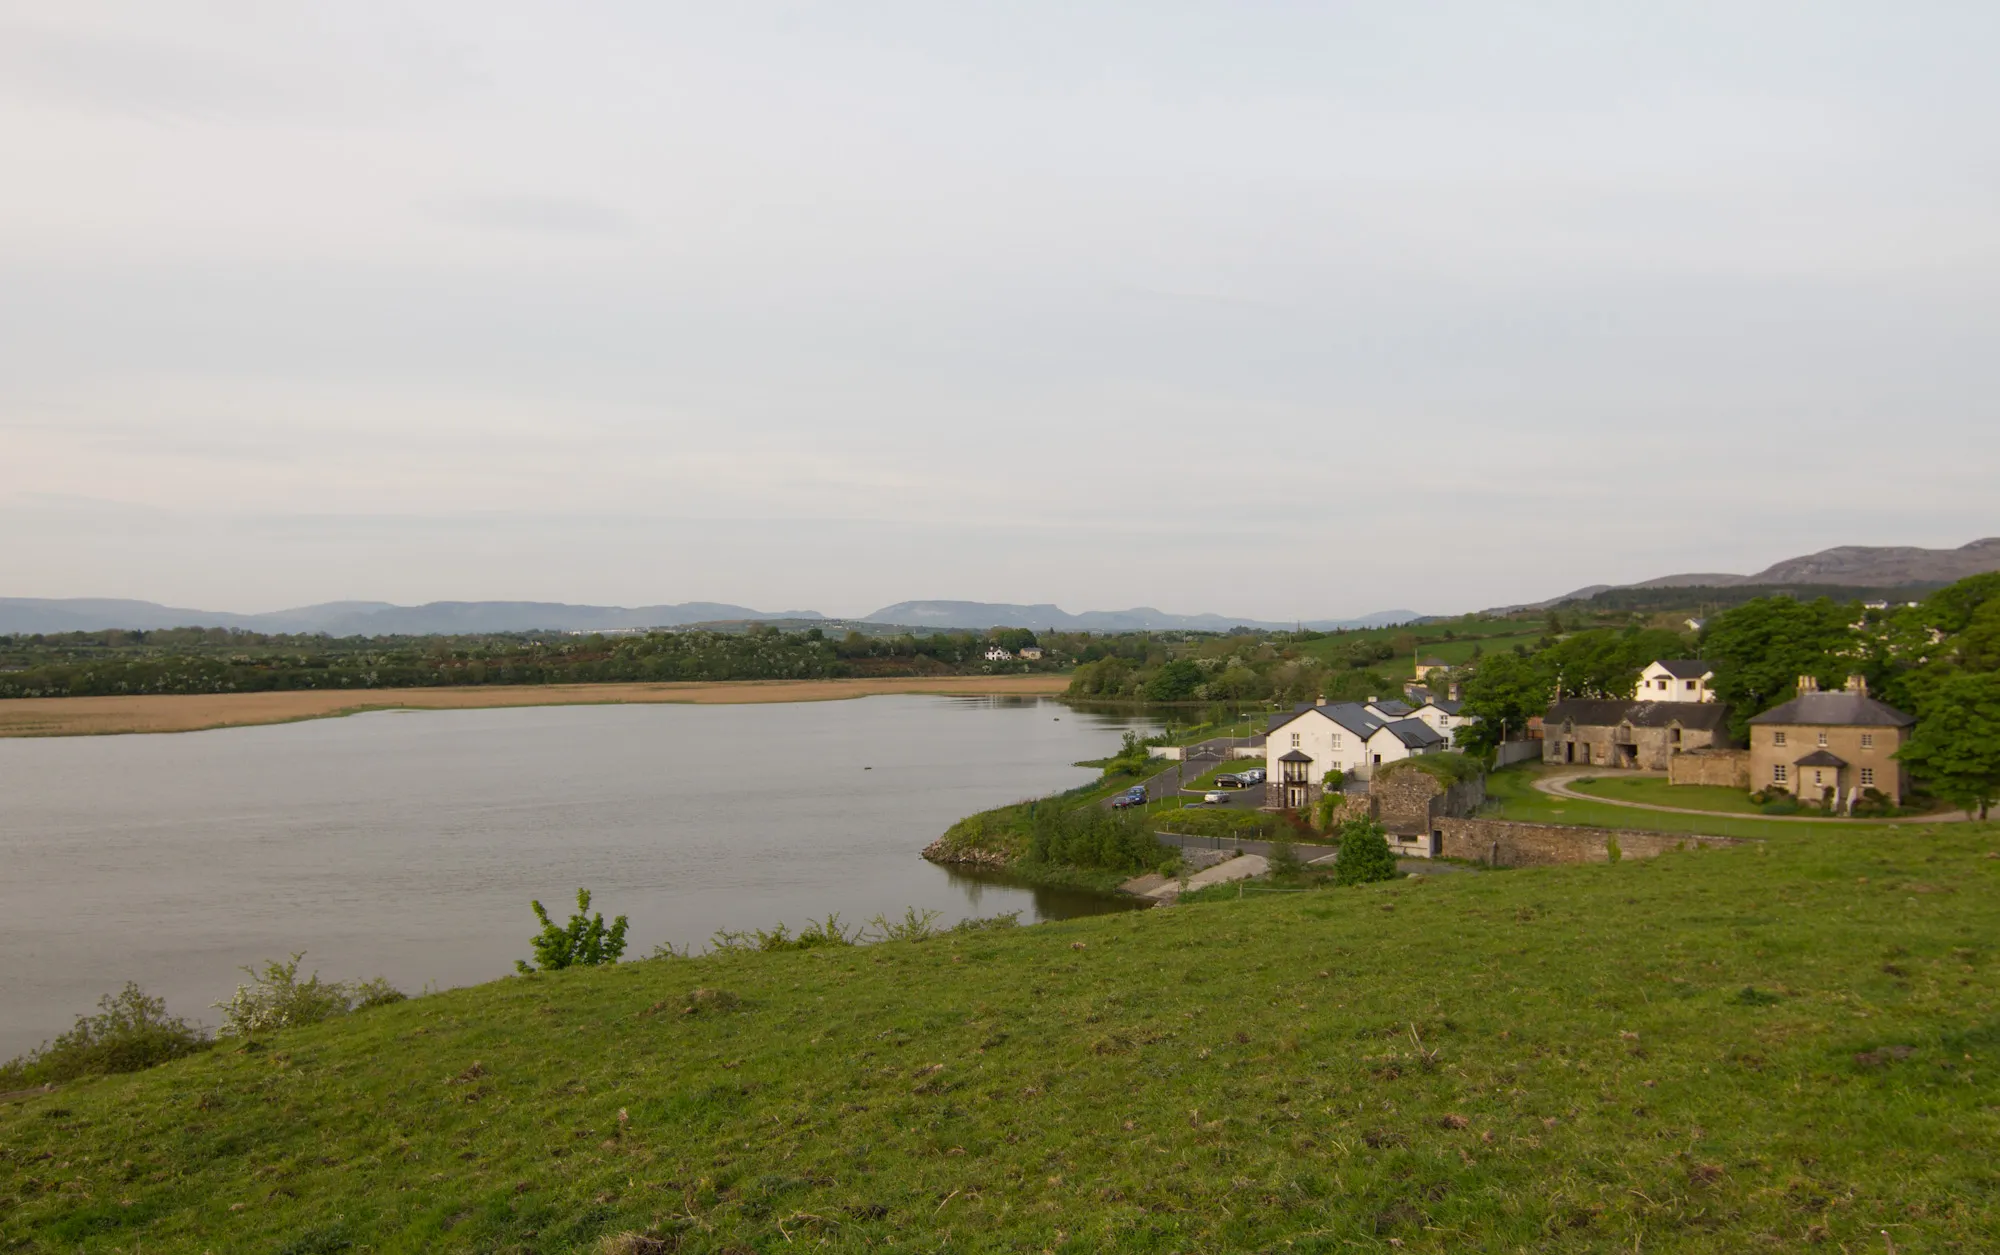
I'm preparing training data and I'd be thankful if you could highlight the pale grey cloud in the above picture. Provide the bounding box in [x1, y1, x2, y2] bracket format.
[0, 2, 1996, 619]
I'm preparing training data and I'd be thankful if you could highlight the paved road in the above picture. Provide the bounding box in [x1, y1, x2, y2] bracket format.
[1107, 737, 1266, 808]
[1534, 769, 1970, 824]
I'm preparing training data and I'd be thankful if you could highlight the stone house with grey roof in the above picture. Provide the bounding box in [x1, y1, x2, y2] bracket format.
[1543, 699, 1733, 770]
[1747, 676, 1915, 806]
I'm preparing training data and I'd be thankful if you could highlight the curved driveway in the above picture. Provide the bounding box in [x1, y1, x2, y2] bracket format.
[1533, 770, 1969, 824]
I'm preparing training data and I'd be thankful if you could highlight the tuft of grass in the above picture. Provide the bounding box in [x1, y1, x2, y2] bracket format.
[3, 823, 1999, 1252]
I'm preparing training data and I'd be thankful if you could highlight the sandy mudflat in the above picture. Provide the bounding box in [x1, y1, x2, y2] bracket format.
[0, 675, 1074, 738]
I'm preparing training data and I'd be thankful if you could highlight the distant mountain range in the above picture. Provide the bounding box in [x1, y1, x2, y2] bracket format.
[1495, 538, 2000, 612]
[0, 599, 822, 636]
[0, 596, 1424, 637]
[861, 601, 1421, 633]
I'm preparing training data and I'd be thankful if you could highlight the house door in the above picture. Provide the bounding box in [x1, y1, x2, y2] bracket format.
[1564, 742, 1575, 764]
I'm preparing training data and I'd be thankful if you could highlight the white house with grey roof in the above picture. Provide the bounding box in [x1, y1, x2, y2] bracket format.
[1634, 660, 1717, 703]
[1407, 697, 1475, 747]
[1266, 699, 1446, 809]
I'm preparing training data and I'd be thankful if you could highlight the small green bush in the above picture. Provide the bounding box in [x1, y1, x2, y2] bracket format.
[949, 911, 1022, 934]
[1333, 819, 1400, 886]
[1269, 837, 1303, 878]
[517, 888, 630, 973]
[213, 954, 405, 1038]
[711, 914, 859, 952]
[0, 983, 209, 1088]
[868, 908, 943, 942]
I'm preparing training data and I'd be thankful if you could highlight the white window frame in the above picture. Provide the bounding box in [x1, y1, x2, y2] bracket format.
[1860, 767, 1875, 787]
[1290, 732, 1301, 748]
[1773, 764, 1788, 784]
[1860, 733, 1874, 749]
[1773, 731, 1787, 747]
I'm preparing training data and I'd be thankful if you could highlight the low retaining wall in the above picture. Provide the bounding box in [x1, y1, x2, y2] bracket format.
[1494, 741, 1543, 768]
[1435, 817, 1743, 867]
[1155, 830, 1337, 861]
[1669, 749, 1751, 789]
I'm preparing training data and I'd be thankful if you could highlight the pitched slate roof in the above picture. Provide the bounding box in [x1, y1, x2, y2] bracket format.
[1748, 691, 1914, 728]
[1269, 702, 1386, 740]
[1650, 659, 1715, 679]
[1380, 718, 1447, 749]
[1418, 698, 1465, 716]
[1419, 656, 1449, 666]
[1277, 749, 1313, 763]
[1368, 699, 1414, 717]
[1794, 749, 1848, 768]
[1546, 699, 1732, 732]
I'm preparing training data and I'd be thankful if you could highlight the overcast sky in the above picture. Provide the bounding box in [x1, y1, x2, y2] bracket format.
[3, 3, 1996, 620]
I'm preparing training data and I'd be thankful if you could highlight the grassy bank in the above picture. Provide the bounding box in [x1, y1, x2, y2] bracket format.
[6, 821, 1997, 1252]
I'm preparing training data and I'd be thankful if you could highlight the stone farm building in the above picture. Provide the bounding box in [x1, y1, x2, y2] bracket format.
[1747, 676, 1915, 806]
[1543, 699, 1733, 770]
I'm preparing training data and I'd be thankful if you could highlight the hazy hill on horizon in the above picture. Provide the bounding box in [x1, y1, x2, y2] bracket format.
[0, 597, 1424, 637]
[1496, 538, 2000, 612]
[860, 601, 1422, 633]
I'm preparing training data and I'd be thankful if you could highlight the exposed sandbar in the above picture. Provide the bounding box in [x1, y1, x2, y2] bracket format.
[0, 675, 1073, 738]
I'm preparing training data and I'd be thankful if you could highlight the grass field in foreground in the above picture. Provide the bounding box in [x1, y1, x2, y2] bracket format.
[6, 827, 1998, 1251]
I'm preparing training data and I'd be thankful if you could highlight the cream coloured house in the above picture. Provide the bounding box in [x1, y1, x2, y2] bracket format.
[1633, 660, 1717, 703]
[1407, 697, 1475, 747]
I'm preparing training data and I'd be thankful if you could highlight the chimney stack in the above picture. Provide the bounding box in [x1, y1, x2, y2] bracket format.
[1844, 674, 1869, 697]
[1797, 675, 1819, 694]
[1315, 695, 1327, 706]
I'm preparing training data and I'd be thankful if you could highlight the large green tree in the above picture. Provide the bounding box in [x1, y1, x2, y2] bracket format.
[1457, 650, 1551, 752]
[1541, 627, 1689, 700]
[1700, 597, 1859, 736]
[1897, 672, 2000, 820]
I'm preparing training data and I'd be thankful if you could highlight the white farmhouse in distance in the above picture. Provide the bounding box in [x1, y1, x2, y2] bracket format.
[1634, 659, 1717, 703]
[1266, 698, 1445, 808]
[984, 646, 1013, 662]
[1406, 697, 1475, 747]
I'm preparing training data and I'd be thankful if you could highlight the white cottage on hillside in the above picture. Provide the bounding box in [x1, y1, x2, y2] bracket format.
[1633, 660, 1717, 703]
[1407, 697, 1475, 747]
[1266, 699, 1445, 809]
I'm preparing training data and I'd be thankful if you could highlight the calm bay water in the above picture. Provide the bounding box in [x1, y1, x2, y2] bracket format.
[0, 695, 1155, 1058]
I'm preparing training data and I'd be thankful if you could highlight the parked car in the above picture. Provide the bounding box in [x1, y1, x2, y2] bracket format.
[1203, 791, 1225, 804]
[1214, 773, 1245, 789]
[1111, 787, 1148, 809]
[1240, 768, 1265, 784]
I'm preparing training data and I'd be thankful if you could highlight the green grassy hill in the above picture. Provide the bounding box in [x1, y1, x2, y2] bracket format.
[5, 825, 1998, 1253]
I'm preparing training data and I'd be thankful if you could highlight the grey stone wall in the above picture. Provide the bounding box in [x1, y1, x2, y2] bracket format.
[1435, 817, 1743, 867]
[1668, 749, 1751, 789]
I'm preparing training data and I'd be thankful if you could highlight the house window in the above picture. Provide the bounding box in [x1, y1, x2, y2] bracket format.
[1813, 769, 1824, 786]
[1817, 731, 1828, 748]
[1670, 728, 1682, 744]
[1773, 731, 1787, 747]
[1860, 767, 1875, 787]
[1685, 679, 1697, 690]
[1331, 734, 1342, 750]
[1773, 764, 1788, 784]
[1860, 733, 1874, 749]
[1290, 732, 1301, 748]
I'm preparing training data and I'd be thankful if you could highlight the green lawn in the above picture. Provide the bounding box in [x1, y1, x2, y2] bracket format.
[5, 825, 1998, 1252]
[1567, 775, 1767, 815]
[1482, 766, 1887, 841]
[1291, 627, 1546, 671]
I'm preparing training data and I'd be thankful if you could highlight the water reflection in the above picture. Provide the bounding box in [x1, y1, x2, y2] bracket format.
[940, 863, 1150, 921]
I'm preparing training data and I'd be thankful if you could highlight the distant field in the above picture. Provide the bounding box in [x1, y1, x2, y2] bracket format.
[1292, 627, 1545, 670]
[0, 675, 1073, 738]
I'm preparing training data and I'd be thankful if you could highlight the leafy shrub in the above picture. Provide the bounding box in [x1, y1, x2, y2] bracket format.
[949, 911, 1022, 934]
[1142, 660, 1203, 702]
[1157, 807, 1283, 839]
[0, 983, 209, 1088]
[1027, 804, 1175, 875]
[1333, 819, 1400, 886]
[1759, 794, 1802, 816]
[213, 954, 404, 1038]
[868, 908, 943, 942]
[516, 888, 630, 974]
[1268, 837, 1303, 878]
[711, 914, 859, 952]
